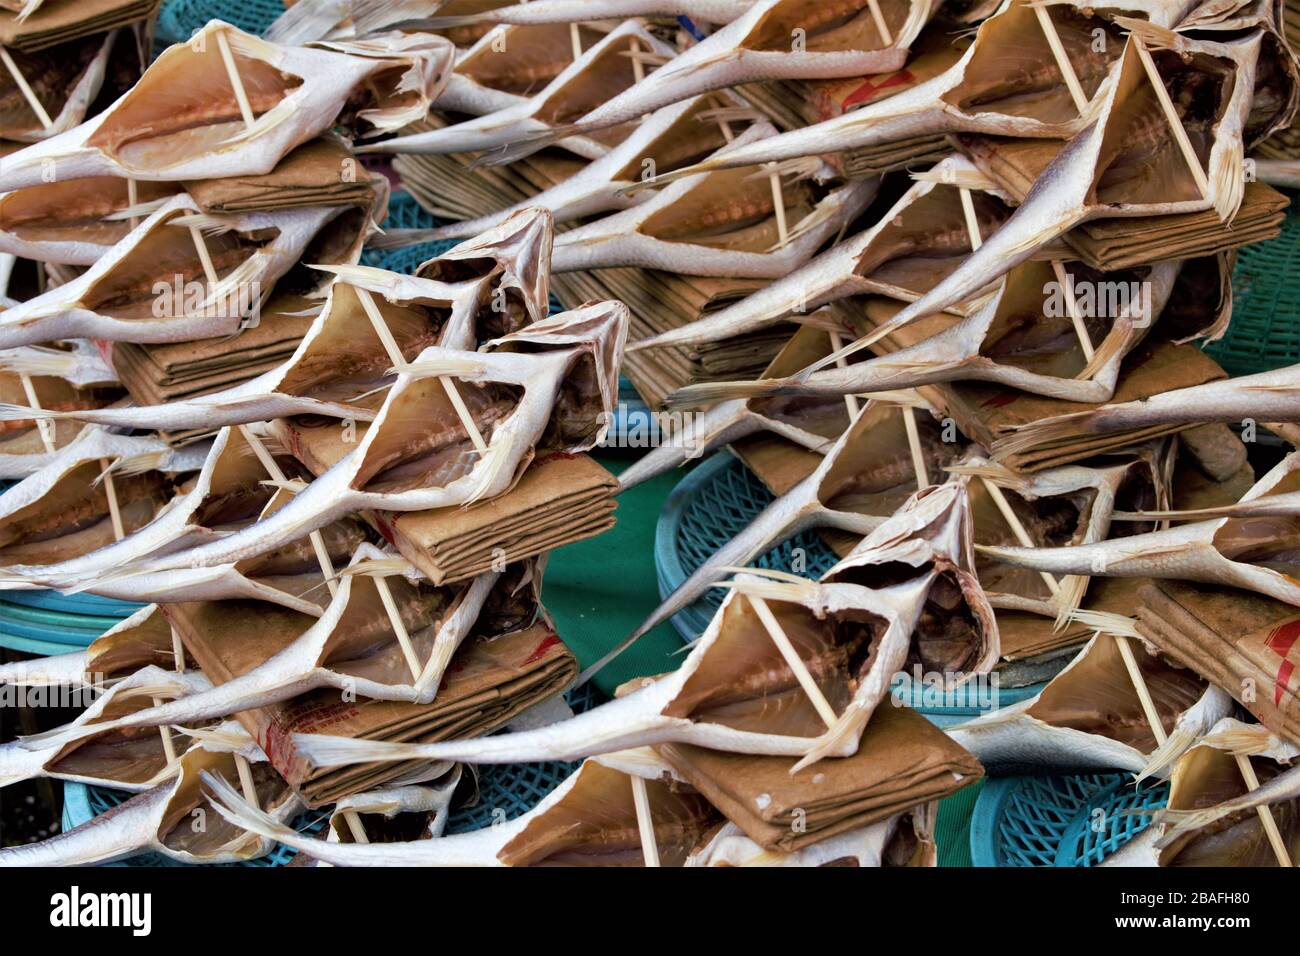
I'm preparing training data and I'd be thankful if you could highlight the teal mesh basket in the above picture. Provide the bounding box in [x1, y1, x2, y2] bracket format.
[156, 0, 287, 46]
[1204, 196, 1300, 377]
[970, 773, 1168, 867]
[62, 685, 606, 861]
[655, 452, 840, 642]
[362, 192, 461, 276]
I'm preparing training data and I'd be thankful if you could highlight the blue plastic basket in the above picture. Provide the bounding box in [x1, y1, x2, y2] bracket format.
[155, 0, 286, 46]
[63, 684, 607, 862]
[891, 680, 1044, 728]
[654, 452, 841, 642]
[970, 773, 1168, 867]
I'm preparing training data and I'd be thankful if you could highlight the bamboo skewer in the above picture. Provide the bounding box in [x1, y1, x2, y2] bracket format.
[1112, 633, 1166, 743]
[99, 460, 125, 541]
[1034, 4, 1088, 114]
[373, 573, 423, 682]
[867, 0, 893, 47]
[151, 698, 178, 767]
[19, 374, 55, 453]
[353, 286, 490, 456]
[901, 405, 929, 490]
[0, 46, 52, 129]
[1233, 754, 1294, 867]
[235, 754, 259, 809]
[630, 775, 661, 868]
[827, 331, 861, 418]
[215, 29, 256, 130]
[1132, 36, 1209, 199]
[570, 23, 583, 61]
[189, 225, 221, 288]
[980, 479, 1061, 596]
[127, 178, 140, 231]
[1051, 261, 1095, 360]
[344, 811, 370, 844]
[748, 594, 838, 729]
[170, 627, 186, 674]
[768, 165, 789, 248]
[238, 425, 339, 597]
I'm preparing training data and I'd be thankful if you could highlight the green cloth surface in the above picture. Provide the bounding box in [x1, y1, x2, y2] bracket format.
[936, 779, 983, 867]
[541, 452, 692, 696]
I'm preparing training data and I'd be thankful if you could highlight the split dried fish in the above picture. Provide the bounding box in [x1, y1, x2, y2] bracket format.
[0, 23, 455, 192]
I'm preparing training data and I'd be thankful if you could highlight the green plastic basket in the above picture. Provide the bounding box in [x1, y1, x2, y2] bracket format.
[156, 0, 287, 46]
[62, 684, 607, 861]
[1204, 196, 1300, 376]
[654, 453, 840, 642]
[970, 773, 1168, 867]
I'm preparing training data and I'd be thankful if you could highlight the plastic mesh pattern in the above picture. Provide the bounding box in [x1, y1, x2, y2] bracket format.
[658, 454, 839, 638]
[978, 773, 1169, 867]
[1205, 206, 1300, 377]
[156, 0, 287, 45]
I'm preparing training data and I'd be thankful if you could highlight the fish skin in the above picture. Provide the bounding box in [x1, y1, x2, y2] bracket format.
[0, 733, 298, 867]
[290, 481, 996, 770]
[410, 0, 756, 29]
[615, 396, 835, 492]
[485, 0, 939, 164]
[0, 23, 455, 192]
[628, 156, 983, 353]
[549, 144, 877, 278]
[32, 549, 501, 752]
[203, 758, 644, 866]
[847, 31, 1263, 356]
[947, 635, 1235, 776]
[993, 364, 1300, 458]
[0, 428, 249, 589]
[978, 448, 1300, 607]
[93, 303, 626, 578]
[667, 258, 1182, 408]
[0, 196, 348, 349]
[373, 96, 720, 245]
[360, 21, 676, 159]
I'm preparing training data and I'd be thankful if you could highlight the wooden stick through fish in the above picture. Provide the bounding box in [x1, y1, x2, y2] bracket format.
[127, 179, 139, 230]
[353, 286, 490, 456]
[630, 775, 661, 868]
[867, 0, 893, 47]
[981, 479, 1061, 596]
[345, 811, 370, 844]
[99, 460, 126, 541]
[769, 166, 789, 248]
[235, 754, 259, 810]
[1113, 633, 1164, 742]
[237, 425, 339, 597]
[1110, 631, 1289, 864]
[1051, 261, 1095, 360]
[0, 46, 52, 129]
[1034, 4, 1088, 114]
[19, 374, 55, 453]
[1131, 36, 1209, 199]
[151, 697, 178, 767]
[570, 23, 583, 61]
[748, 594, 838, 729]
[170, 627, 185, 674]
[373, 573, 422, 682]
[827, 331, 860, 418]
[215, 29, 256, 130]
[1233, 753, 1294, 867]
[189, 225, 221, 289]
[901, 405, 929, 490]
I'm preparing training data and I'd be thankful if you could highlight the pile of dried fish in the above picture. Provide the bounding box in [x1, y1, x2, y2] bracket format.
[2, 0, 1300, 869]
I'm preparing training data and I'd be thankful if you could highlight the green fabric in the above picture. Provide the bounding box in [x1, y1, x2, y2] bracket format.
[936, 778, 983, 867]
[541, 452, 692, 696]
